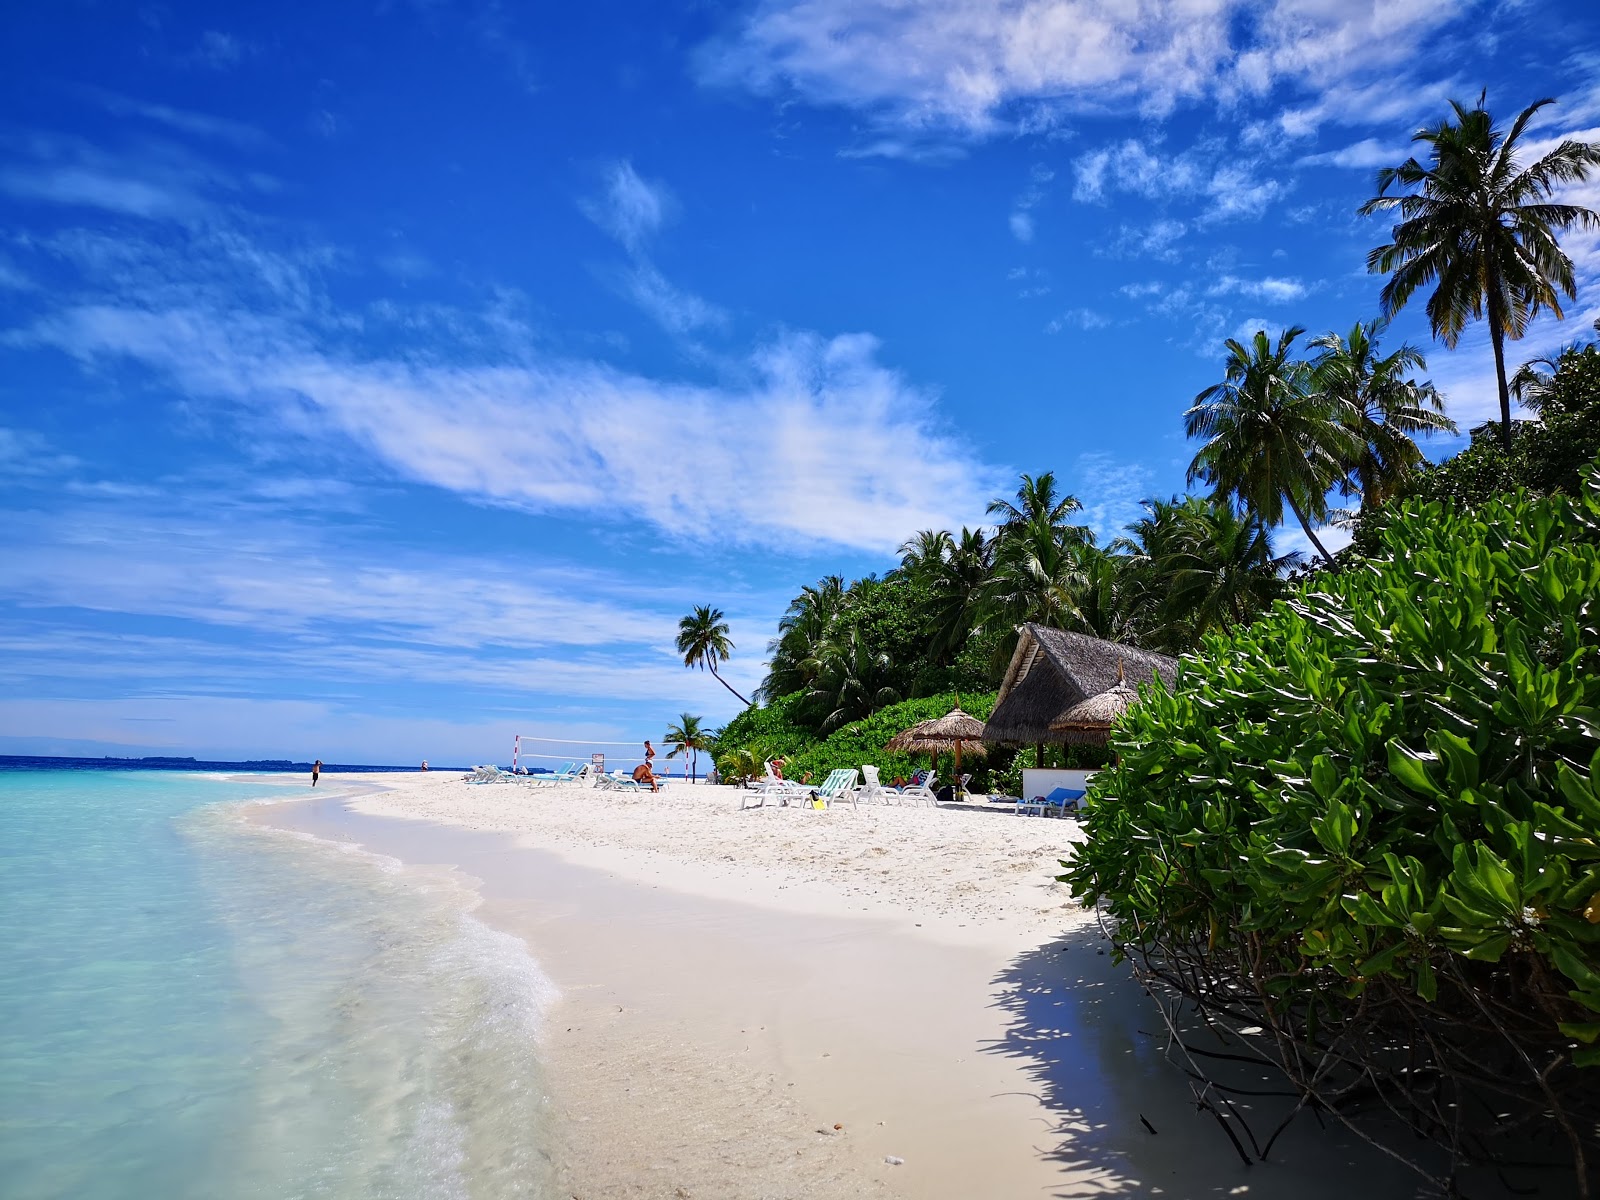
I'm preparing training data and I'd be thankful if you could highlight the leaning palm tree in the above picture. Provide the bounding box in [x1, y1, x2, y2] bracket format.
[1186, 327, 1359, 564]
[1311, 319, 1457, 506]
[663, 713, 712, 783]
[676, 605, 750, 706]
[1360, 95, 1600, 448]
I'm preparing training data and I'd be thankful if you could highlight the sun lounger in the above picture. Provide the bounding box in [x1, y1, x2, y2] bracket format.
[463, 764, 514, 784]
[740, 761, 806, 809]
[1018, 786, 1085, 817]
[899, 769, 938, 806]
[802, 768, 860, 810]
[858, 764, 895, 805]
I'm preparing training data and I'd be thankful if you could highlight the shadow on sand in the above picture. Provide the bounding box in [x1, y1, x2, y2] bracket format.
[980, 924, 1451, 1200]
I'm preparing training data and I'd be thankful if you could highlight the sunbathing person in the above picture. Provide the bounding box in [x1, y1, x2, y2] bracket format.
[631, 762, 660, 793]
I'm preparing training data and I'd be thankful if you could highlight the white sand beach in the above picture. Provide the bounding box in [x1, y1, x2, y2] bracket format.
[253, 772, 1430, 1200]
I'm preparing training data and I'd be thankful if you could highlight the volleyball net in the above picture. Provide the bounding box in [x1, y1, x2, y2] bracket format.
[510, 734, 708, 778]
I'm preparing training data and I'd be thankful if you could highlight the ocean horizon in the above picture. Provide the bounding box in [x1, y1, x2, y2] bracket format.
[0, 769, 560, 1199]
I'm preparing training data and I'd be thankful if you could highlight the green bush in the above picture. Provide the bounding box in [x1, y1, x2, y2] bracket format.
[713, 692, 812, 759]
[721, 691, 996, 789]
[1065, 464, 1600, 1178]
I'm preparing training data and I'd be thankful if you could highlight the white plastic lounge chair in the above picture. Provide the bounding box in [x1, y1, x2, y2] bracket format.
[858, 764, 895, 805]
[463, 764, 513, 784]
[900, 769, 938, 806]
[803, 768, 860, 810]
[740, 761, 806, 809]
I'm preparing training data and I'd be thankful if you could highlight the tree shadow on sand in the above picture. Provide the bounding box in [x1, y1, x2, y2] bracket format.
[980, 924, 1442, 1200]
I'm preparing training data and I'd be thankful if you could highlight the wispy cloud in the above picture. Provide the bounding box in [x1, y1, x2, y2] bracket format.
[1297, 137, 1407, 169]
[1009, 162, 1053, 243]
[1208, 274, 1307, 303]
[698, 0, 1466, 140]
[11, 152, 1003, 554]
[1073, 452, 1153, 544]
[582, 160, 673, 253]
[581, 160, 730, 336]
[1071, 137, 1287, 222]
[1044, 307, 1110, 333]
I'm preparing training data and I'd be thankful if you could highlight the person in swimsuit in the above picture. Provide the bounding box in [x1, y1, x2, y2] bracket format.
[631, 762, 660, 792]
[312, 759, 322, 787]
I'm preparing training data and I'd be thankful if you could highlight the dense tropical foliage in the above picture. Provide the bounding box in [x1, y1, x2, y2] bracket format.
[1065, 465, 1600, 1186]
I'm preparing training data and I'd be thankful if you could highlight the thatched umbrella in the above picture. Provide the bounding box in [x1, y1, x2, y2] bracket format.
[1048, 682, 1139, 744]
[885, 708, 988, 793]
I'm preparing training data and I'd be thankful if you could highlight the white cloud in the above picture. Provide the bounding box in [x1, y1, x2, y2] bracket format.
[24, 301, 997, 554]
[1297, 137, 1407, 169]
[582, 160, 673, 253]
[1073, 452, 1152, 544]
[698, 0, 1464, 138]
[1208, 274, 1307, 303]
[1273, 520, 1352, 560]
[1072, 138, 1286, 221]
[1102, 218, 1187, 261]
[1009, 211, 1035, 242]
[1044, 307, 1110, 333]
[90, 89, 269, 147]
[614, 261, 730, 334]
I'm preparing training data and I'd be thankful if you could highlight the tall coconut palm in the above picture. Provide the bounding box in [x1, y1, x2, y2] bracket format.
[663, 712, 712, 783]
[922, 526, 993, 664]
[676, 605, 750, 707]
[986, 471, 1087, 536]
[1360, 95, 1600, 449]
[1156, 496, 1297, 643]
[1186, 327, 1358, 564]
[1310, 319, 1457, 505]
[897, 529, 954, 577]
[978, 514, 1093, 665]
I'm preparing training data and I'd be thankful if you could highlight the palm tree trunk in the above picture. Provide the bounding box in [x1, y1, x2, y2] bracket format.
[1488, 303, 1513, 451]
[1287, 496, 1334, 564]
[710, 668, 751, 707]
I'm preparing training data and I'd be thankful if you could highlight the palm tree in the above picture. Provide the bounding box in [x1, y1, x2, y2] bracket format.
[1310, 319, 1457, 505]
[978, 514, 1093, 664]
[898, 529, 954, 576]
[921, 526, 993, 664]
[802, 626, 900, 733]
[762, 576, 845, 700]
[986, 471, 1087, 535]
[663, 713, 712, 783]
[1186, 327, 1358, 564]
[676, 605, 750, 706]
[1360, 95, 1600, 449]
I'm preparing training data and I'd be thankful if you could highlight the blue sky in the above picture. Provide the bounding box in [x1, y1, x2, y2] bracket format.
[3, 0, 1598, 763]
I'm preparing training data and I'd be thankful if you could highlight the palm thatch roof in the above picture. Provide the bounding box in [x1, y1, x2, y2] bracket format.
[983, 625, 1177, 746]
[885, 708, 989, 755]
[1050, 681, 1140, 743]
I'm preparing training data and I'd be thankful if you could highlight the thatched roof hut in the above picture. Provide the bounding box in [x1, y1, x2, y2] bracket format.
[983, 625, 1177, 746]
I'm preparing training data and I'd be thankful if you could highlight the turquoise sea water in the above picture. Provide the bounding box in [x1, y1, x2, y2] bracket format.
[0, 771, 556, 1200]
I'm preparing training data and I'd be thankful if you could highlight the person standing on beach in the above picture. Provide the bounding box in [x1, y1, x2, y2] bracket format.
[312, 759, 322, 787]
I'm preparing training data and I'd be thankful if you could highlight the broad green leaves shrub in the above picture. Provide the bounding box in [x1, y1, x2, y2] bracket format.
[1067, 465, 1600, 1061]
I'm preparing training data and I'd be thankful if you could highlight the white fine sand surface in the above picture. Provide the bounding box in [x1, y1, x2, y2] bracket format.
[251, 772, 1439, 1200]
